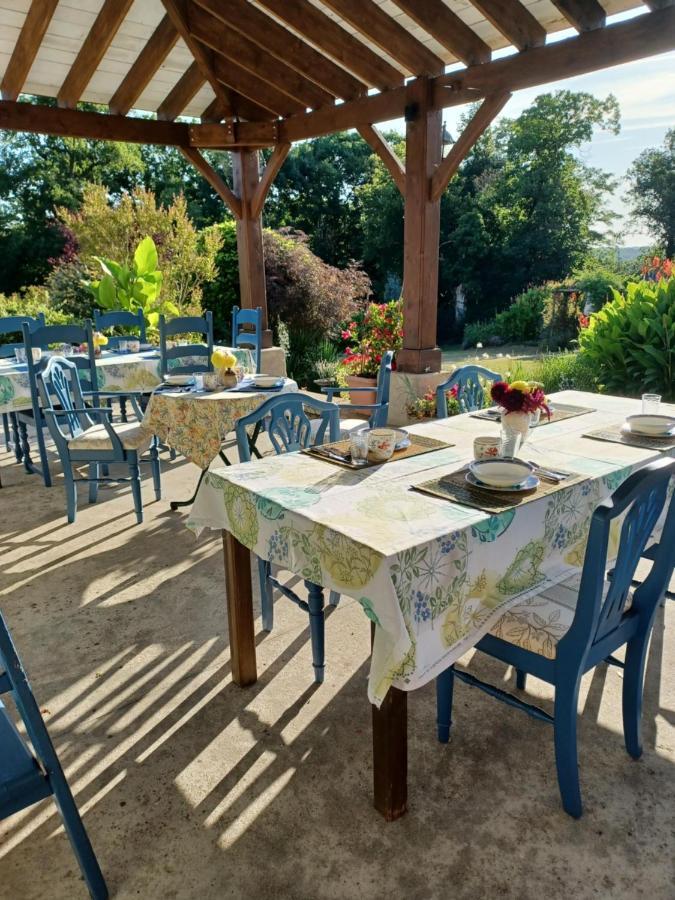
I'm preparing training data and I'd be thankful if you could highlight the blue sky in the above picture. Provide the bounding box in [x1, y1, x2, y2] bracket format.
[381, 9, 675, 248]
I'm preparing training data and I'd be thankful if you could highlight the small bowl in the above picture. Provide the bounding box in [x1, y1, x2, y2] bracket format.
[164, 374, 195, 387]
[367, 428, 397, 462]
[253, 375, 280, 388]
[473, 436, 501, 460]
[127, 340, 140, 353]
[625, 414, 675, 436]
[469, 458, 534, 488]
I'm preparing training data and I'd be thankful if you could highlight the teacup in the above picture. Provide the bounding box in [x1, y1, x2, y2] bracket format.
[473, 436, 501, 460]
[367, 427, 396, 462]
[128, 339, 140, 353]
[202, 372, 222, 391]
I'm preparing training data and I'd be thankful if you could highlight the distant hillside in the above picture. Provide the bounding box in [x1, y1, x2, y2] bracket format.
[618, 246, 648, 261]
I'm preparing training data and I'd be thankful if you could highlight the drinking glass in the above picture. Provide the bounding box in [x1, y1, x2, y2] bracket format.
[642, 393, 661, 414]
[499, 429, 522, 459]
[349, 431, 369, 465]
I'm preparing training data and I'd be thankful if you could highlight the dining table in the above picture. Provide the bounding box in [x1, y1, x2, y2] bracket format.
[186, 390, 674, 820]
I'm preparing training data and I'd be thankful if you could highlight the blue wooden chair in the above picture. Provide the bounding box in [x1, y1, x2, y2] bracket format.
[322, 350, 394, 436]
[159, 311, 213, 378]
[232, 305, 263, 374]
[436, 458, 675, 818]
[0, 313, 45, 462]
[18, 321, 99, 487]
[0, 610, 108, 898]
[235, 392, 341, 681]
[435, 364, 500, 417]
[93, 308, 146, 348]
[37, 356, 160, 524]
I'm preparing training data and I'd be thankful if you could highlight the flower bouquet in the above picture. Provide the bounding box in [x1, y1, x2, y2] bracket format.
[211, 349, 238, 388]
[491, 379, 550, 443]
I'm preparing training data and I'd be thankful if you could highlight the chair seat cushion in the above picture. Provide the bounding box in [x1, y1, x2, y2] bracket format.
[338, 418, 370, 439]
[489, 574, 633, 659]
[68, 421, 151, 453]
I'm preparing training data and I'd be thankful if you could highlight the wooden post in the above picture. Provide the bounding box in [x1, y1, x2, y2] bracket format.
[397, 77, 442, 374]
[232, 149, 273, 348]
[222, 530, 257, 685]
[370, 623, 408, 819]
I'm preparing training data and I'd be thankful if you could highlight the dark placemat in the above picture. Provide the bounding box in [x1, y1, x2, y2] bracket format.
[470, 402, 594, 426]
[411, 465, 588, 514]
[583, 426, 675, 451]
[303, 433, 453, 470]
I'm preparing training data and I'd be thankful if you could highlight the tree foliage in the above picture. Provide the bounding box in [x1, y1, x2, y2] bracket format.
[627, 128, 675, 257]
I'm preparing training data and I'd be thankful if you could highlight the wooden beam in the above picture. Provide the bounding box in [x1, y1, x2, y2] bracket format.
[57, 0, 134, 109]
[320, 0, 444, 75]
[1, 0, 59, 101]
[469, 1, 546, 50]
[180, 147, 242, 218]
[254, 0, 405, 90]
[222, 532, 257, 686]
[157, 62, 205, 121]
[390, 0, 492, 66]
[212, 56, 304, 118]
[357, 125, 405, 194]
[0, 100, 190, 146]
[194, 0, 366, 100]
[430, 91, 511, 202]
[249, 144, 291, 220]
[549, 1, 606, 31]
[161, 0, 233, 117]
[643, 1, 674, 9]
[187, 3, 333, 108]
[109, 16, 178, 115]
[201, 98, 226, 123]
[233, 150, 272, 341]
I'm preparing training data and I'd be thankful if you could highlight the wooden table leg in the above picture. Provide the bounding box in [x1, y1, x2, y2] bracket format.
[371, 624, 407, 820]
[222, 530, 257, 686]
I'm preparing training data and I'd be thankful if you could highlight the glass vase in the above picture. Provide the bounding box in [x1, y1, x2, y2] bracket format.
[500, 410, 530, 457]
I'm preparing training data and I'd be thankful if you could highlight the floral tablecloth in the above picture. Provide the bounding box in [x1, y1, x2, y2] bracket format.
[187, 391, 674, 706]
[140, 379, 298, 470]
[0, 346, 254, 415]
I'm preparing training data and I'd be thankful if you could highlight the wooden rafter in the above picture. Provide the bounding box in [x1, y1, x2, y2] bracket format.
[157, 62, 205, 121]
[642, 1, 674, 8]
[212, 56, 304, 118]
[357, 125, 406, 195]
[550, 1, 606, 31]
[109, 16, 178, 116]
[253, 0, 404, 90]
[469, 1, 546, 50]
[194, 0, 366, 100]
[57, 0, 134, 109]
[180, 147, 242, 219]
[201, 98, 226, 123]
[249, 144, 291, 219]
[319, 0, 444, 75]
[390, 0, 492, 66]
[430, 91, 511, 202]
[187, 4, 333, 108]
[1, 0, 59, 101]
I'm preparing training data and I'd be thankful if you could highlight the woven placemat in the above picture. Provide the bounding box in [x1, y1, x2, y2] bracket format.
[411, 465, 588, 513]
[470, 402, 594, 426]
[303, 433, 453, 470]
[583, 426, 675, 451]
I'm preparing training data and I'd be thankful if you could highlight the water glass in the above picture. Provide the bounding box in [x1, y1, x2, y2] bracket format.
[642, 393, 661, 414]
[193, 374, 204, 392]
[500, 429, 522, 459]
[118, 339, 128, 353]
[349, 431, 369, 465]
[235, 365, 245, 383]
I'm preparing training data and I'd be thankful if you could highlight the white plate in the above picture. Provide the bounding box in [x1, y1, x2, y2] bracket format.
[466, 471, 539, 493]
[164, 374, 195, 386]
[253, 375, 281, 388]
[392, 428, 410, 450]
[624, 414, 675, 437]
[469, 458, 534, 488]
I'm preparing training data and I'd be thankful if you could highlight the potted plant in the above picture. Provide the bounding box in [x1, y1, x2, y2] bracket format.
[339, 300, 403, 405]
[313, 358, 341, 389]
[406, 383, 460, 420]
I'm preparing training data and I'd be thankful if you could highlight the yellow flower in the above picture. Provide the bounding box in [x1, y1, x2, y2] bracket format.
[93, 332, 108, 348]
[509, 379, 531, 393]
[211, 349, 237, 370]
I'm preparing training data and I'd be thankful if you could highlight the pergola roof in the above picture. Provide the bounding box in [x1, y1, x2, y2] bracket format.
[0, 1, 672, 150]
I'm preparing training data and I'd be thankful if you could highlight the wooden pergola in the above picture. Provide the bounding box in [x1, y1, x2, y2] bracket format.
[1, 1, 674, 371]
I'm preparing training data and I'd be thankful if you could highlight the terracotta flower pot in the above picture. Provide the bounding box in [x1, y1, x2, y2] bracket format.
[346, 374, 377, 407]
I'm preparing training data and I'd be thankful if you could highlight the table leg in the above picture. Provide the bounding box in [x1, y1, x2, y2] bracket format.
[169, 467, 208, 511]
[371, 624, 407, 820]
[222, 530, 257, 686]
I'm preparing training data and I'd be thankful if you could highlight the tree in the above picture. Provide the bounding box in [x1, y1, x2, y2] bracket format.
[627, 128, 675, 257]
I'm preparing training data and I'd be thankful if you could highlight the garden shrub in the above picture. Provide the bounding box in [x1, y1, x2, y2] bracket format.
[507, 352, 598, 394]
[0, 286, 69, 344]
[539, 287, 584, 349]
[462, 287, 547, 348]
[573, 266, 625, 310]
[45, 259, 95, 320]
[578, 277, 675, 400]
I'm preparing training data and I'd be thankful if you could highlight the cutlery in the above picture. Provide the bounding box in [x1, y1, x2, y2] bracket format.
[527, 461, 568, 482]
[312, 447, 350, 463]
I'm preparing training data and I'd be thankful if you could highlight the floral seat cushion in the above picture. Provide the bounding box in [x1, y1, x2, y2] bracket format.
[68, 421, 151, 453]
[489, 574, 633, 659]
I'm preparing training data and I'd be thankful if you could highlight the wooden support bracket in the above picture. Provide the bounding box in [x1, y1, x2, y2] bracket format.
[249, 143, 291, 219]
[180, 147, 242, 219]
[357, 124, 405, 195]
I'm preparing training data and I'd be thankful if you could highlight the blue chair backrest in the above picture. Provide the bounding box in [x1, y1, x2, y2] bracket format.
[435, 364, 501, 417]
[232, 306, 262, 374]
[94, 308, 146, 346]
[23, 321, 98, 417]
[561, 458, 675, 662]
[159, 311, 214, 377]
[235, 392, 340, 462]
[36, 356, 92, 444]
[0, 313, 45, 359]
[368, 350, 395, 427]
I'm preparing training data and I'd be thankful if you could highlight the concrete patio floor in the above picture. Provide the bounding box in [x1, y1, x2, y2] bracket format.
[0, 444, 673, 900]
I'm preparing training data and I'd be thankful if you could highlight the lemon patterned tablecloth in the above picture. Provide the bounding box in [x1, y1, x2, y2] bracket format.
[141, 379, 298, 470]
[187, 391, 674, 706]
[0, 347, 254, 415]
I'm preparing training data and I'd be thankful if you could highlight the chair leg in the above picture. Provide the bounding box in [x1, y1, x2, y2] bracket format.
[64, 465, 77, 524]
[553, 681, 583, 818]
[515, 669, 527, 690]
[88, 463, 99, 504]
[436, 667, 455, 743]
[33, 415, 52, 487]
[19, 419, 35, 476]
[258, 557, 273, 631]
[622, 633, 652, 760]
[2, 412, 9, 451]
[128, 454, 143, 524]
[150, 443, 161, 500]
[328, 590, 340, 607]
[119, 397, 128, 423]
[305, 580, 325, 684]
[10, 413, 22, 462]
